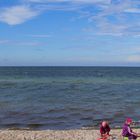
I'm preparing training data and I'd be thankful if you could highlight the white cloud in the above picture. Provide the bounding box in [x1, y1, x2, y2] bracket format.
[80, 0, 140, 36]
[1, 0, 140, 37]
[124, 8, 140, 13]
[0, 40, 10, 44]
[0, 0, 110, 25]
[26, 0, 111, 11]
[0, 5, 40, 25]
[27, 0, 111, 4]
[127, 55, 140, 62]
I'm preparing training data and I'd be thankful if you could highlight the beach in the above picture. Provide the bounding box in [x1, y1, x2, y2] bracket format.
[0, 128, 140, 140]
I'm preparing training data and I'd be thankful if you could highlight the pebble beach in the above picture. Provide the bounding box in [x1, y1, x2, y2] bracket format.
[1, 128, 140, 140]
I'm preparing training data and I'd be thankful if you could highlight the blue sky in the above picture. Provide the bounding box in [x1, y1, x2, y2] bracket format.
[0, 0, 140, 66]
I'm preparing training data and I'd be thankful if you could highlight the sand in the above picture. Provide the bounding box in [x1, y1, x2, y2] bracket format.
[1, 128, 140, 140]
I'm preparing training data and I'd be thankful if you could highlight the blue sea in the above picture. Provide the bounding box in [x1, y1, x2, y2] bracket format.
[0, 66, 140, 130]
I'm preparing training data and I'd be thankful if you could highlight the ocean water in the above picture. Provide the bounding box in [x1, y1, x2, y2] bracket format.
[0, 66, 140, 130]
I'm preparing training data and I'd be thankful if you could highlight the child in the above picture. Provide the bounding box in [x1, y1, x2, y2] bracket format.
[122, 118, 138, 140]
[99, 121, 111, 140]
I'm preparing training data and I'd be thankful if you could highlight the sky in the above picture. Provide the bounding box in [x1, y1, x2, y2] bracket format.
[0, 0, 140, 66]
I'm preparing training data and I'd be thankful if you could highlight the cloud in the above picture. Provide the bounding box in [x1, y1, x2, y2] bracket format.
[1, 0, 109, 25]
[127, 55, 140, 62]
[1, 0, 140, 38]
[0, 40, 10, 44]
[81, 0, 140, 36]
[27, 0, 111, 4]
[124, 8, 140, 13]
[25, 0, 111, 12]
[0, 5, 40, 25]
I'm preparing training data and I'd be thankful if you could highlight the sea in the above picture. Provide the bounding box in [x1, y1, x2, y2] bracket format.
[0, 66, 140, 130]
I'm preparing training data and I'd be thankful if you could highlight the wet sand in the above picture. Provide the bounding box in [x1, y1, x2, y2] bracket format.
[1, 128, 140, 140]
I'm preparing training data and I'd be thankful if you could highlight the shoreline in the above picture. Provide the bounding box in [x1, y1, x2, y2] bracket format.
[0, 128, 140, 140]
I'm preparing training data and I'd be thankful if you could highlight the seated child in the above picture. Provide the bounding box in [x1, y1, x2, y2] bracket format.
[100, 121, 111, 139]
[122, 118, 138, 140]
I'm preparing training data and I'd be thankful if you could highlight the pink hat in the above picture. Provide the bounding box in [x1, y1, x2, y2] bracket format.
[126, 118, 132, 123]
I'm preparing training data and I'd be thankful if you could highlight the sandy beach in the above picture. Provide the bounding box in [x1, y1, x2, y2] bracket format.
[0, 128, 140, 140]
